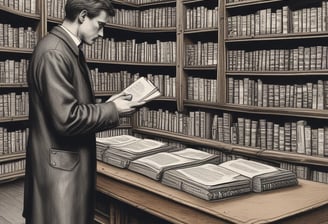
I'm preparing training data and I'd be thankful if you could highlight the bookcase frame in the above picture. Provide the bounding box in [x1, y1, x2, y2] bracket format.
[133, 0, 328, 184]
[0, 0, 45, 182]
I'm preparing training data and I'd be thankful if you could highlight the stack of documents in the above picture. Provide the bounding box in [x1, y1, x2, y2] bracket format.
[98, 136, 177, 168]
[162, 164, 252, 200]
[219, 159, 298, 192]
[162, 158, 298, 200]
[96, 135, 139, 160]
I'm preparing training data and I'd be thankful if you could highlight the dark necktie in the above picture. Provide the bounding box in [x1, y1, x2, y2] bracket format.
[78, 43, 86, 66]
[77, 43, 95, 102]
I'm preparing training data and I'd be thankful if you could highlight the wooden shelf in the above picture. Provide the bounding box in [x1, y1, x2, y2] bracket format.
[0, 115, 29, 123]
[226, 71, 328, 76]
[0, 47, 33, 54]
[184, 65, 217, 70]
[112, 0, 176, 8]
[106, 24, 176, 33]
[94, 212, 109, 224]
[184, 100, 328, 119]
[133, 127, 328, 167]
[86, 58, 176, 67]
[0, 5, 40, 20]
[0, 83, 28, 88]
[225, 0, 282, 9]
[184, 28, 218, 34]
[0, 152, 25, 163]
[0, 170, 25, 183]
[226, 32, 328, 43]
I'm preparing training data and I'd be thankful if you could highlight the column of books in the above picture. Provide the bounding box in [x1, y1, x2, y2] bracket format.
[224, 0, 328, 184]
[0, 2, 38, 181]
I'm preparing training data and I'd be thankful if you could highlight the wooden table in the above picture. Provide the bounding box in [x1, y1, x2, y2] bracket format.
[96, 161, 328, 224]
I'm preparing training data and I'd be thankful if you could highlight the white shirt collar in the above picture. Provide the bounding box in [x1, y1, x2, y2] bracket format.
[60, 25, 82, 47]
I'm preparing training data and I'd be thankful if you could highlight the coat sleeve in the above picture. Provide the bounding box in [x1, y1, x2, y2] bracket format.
[34, 49, 119, 136]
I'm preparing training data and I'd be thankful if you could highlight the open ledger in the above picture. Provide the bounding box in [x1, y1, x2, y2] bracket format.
[96, 135, 140, 160]
[219, 159, 298, 192]
[97, 135, 177, 168]
[107, 77, 161, 103]
[162, 164, 252, 200]
[161, 158, 298, 201]
[128, 148, 221, 180]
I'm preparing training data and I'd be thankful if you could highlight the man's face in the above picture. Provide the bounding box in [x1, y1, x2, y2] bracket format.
[79, 10, 108, 45]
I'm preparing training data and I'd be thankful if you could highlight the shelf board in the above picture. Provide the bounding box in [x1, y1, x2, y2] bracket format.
[0, 5, 40, 20]
[0, 170, 25, 183]
[115, 125, 132, 129]
[226, 71, 328, 76]
[225, 0, 282, 9]
[184, 100, 328, 119]
[0, 152, 26, 162]
[0, 47, 33, 54]
[0, 115, 29, 123]
[0, 83, 28, 88]
[133, 127, 328, 167]
[47, 16, 63, 24]
[225, 32, 328, 43]
[112, 0, 176, 7]
[184, 27, 218, 34]
[184, 65, 217, 70]
[183, 0, 208, 4]
[86, 59, 176, 67]
[106, 23, 176, 33]
[94, 212, 109, 224]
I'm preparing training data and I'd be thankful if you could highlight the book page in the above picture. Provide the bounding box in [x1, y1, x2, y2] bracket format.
[220, 159, 278, 178]
[123, 77, 159, 102]
[135, 152, 193, 169]
[115, 139, 166, 153]
[177, 164, 241, 185]
[96, 135, 139, 146]
[172, 148, 213, 160]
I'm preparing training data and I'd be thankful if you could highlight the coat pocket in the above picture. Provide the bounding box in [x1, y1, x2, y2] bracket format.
[49, 148, 80, 171]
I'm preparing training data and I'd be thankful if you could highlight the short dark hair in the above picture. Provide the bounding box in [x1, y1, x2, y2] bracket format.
[64, 0, 115, 22]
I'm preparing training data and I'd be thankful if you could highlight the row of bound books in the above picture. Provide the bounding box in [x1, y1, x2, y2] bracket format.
[96, 134, 298, 201]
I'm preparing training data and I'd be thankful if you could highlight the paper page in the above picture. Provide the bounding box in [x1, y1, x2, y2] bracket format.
[172, 148, 213, 160]
[177, 164, 240, 186]
[135, 152, 193, 169]
[117, 139, 166, 153]
[96, 135, 139, 146]
[220, 159, 278, 178]
[143, 90, 161, 102]
[123, 77, 159, 102]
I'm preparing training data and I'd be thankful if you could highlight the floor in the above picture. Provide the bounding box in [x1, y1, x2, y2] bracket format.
[0, 178, 25, 224]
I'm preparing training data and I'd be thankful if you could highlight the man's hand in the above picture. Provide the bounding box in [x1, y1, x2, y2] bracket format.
[107, 92, 145, 115]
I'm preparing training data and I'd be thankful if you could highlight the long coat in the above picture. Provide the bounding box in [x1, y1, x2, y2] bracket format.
[23, 26, 119, 224]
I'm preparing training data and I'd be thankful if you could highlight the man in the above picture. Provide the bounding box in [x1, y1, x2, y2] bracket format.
[23, 0, 142, 223]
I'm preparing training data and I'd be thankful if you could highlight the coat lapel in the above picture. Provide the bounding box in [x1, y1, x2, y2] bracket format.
[50, 26, 95, 103]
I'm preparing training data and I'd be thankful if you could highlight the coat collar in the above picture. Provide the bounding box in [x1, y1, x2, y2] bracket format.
[50, 26, 80, 57]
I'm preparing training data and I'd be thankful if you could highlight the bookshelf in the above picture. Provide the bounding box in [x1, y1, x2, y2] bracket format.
[0, 1, 43, 182]
[132, 0, 328, 185]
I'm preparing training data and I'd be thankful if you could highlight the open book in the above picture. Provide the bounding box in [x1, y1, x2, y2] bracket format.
[128, 148, 221, 180]
[219, 159, 298, 192]
[98, 136, 178, 168]
[162, 158, 298, 201]
[96, 135, 140, 160]
[162, 164, 251, 200]
[108, 77, 161, 103]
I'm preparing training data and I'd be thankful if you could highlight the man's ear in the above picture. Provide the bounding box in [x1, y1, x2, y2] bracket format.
[78, 10, 88, 24]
